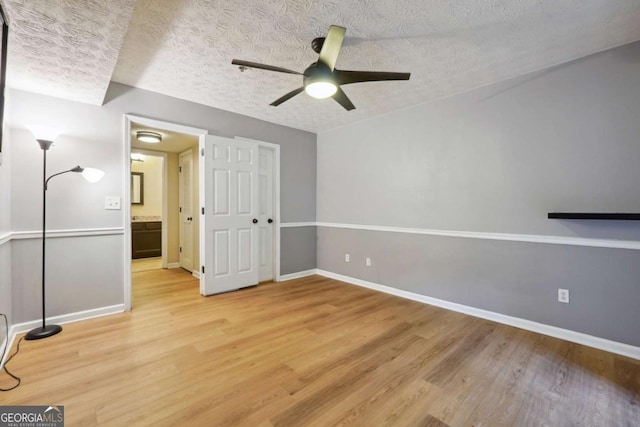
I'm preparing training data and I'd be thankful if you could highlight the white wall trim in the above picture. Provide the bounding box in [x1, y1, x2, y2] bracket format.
[315, 269, 640, 360]
[9, 227, 124, 240]
[280, 222, 317, 228]
[0, 232, 10, 246]
[279, 269, 318, 282]
[192, 270, 201, 279]
[313, 221, 640, 251]
[167, 262, 181, 269]
[125, 114, 208, 137]
[11, 304, 125, 334]
[0, 329, 17, 370]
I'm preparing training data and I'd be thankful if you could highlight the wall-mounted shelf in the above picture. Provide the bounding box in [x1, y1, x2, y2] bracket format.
[548, 212, 640, 220]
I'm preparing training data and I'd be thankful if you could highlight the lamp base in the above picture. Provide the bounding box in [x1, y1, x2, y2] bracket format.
[25, 324, 62, 340]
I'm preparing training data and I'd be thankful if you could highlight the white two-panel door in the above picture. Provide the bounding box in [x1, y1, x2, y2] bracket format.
[258, 146, 274, 282]
[202, 136, 260, 295]
[179, 149, 194, 272]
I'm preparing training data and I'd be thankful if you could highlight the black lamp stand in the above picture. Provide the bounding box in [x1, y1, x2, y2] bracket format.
[25, 140, 67, 340]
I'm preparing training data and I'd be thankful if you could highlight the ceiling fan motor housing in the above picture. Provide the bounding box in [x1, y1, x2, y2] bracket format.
[303, 62, 334, 84]
[311, 37, 325, 54]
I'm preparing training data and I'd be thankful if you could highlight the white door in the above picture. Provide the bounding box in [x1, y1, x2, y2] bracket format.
[258, 146, 274, 281]
[202, 135, 259, 295]
[179, 149, 194, 272]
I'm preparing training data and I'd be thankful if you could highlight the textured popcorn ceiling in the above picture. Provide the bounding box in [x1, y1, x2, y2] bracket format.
[6, 1, 640, 133]
[4, 0, 137, 104]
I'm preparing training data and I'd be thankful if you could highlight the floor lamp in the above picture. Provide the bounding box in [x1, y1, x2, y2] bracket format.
[25, 137, 105, 340]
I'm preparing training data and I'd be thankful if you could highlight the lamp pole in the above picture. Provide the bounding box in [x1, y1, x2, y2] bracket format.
[25, 140, 63, 340]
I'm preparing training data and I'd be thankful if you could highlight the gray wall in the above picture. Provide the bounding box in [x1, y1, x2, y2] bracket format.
[7, 83, 316, 323]
[0, 115, 12, 349]
[317, 42, 640, 346]
[281, 226, 317, 275]
[11, 236, 124, 322]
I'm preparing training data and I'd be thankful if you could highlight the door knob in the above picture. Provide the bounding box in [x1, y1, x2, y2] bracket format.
[267, 218, 273, 224]
[252, 218, 258, 224]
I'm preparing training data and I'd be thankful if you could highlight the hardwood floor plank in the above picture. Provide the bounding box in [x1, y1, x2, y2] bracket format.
[1, 271, 638, 427]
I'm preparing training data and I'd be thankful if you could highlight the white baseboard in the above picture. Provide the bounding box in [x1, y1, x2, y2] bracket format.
[192, 271, 201, 279]
[167, 262, 181, 269]
[316, 269, 640, 360]
[1, 304, 125, 370]
[11, 304, 125, 335]
[0, 330, 16, 370]
[279, 269, 319, 282]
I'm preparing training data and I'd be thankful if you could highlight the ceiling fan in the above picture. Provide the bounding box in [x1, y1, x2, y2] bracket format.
[232, 25, 411, 111]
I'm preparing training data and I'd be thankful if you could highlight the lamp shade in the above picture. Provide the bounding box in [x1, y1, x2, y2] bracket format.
[29, 125, 62, 142]
[81, 167, 105, 183]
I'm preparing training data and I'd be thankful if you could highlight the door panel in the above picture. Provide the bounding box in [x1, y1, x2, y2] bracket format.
[213, 169, 229, 214]
[203, 135, 259, 295]
[213, 230, 230, 276]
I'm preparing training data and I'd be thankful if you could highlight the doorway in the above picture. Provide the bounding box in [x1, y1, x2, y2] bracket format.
[124, 116, 281, 310]
[124, 116, 207, 310]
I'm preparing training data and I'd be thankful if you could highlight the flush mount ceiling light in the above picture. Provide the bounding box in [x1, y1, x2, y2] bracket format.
[136, 131, 162, 144]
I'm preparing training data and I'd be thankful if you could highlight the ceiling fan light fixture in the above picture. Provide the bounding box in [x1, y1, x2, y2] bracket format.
[136, 131, 162, 144]
[304, 81, 337, 99]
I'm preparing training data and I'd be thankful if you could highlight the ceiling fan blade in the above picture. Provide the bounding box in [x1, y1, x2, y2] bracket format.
[318, 25, 346, 71]
[232, 59, 302, 75]
[270, 87, 305, 106]
[336, 70, 411, 85]
[332, 87, 355, 111]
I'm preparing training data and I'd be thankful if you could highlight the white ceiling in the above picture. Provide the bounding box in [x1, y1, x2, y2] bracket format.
[5, 0, 640, 133]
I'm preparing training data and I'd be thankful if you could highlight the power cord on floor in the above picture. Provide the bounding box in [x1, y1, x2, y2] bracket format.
[0, 313, 22, 391]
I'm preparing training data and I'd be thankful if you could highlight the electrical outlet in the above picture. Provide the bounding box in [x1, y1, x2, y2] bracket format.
[558, 288, 569, 304]
[345, 254, 350, 263]
[105, 196, 121, 210]
[365, 257, 372, 267]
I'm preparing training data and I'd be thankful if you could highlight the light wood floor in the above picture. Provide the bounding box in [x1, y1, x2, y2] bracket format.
[1, 269, 639, 426]
[131, 256, 163, 273]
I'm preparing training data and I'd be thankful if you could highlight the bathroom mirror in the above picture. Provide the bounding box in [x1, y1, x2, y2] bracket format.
[131, 172, 144, 205]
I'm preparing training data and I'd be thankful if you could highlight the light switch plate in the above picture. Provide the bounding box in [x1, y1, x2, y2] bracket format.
[105, 196, 121, 210]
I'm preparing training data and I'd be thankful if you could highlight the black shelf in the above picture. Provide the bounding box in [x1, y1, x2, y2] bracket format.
[548, 212, 640, 220]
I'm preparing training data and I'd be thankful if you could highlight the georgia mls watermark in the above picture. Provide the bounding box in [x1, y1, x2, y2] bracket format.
[0, 406, 64, 427]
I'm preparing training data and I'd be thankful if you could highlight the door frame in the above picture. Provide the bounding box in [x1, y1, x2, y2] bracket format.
[123, 114, 207, 311]
[178, 147, 195, 272]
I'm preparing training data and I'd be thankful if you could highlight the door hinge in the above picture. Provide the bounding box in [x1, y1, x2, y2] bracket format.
[179, 166, 182, 172]
[201, 148, 204, 156]
[179, 207, 182, 213]
[201, 207, 204, 215]
[201, 265, 205, 274]
[179, 247, 182, 253]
